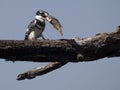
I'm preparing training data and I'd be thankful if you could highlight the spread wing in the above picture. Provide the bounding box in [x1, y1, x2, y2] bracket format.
[48, 15, 63, 36]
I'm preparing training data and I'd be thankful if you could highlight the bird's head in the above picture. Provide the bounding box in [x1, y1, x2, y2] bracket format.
[36, 10, 63, 36]
[35, 10, 49, 20]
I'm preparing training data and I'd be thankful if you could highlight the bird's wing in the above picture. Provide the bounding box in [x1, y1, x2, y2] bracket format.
[24, 20, 35, 40]
[48, 15, 63, 36]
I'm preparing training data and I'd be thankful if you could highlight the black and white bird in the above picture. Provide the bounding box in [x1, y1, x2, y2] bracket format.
[24, 10, 63, 40]
[24, 10, 49, 40]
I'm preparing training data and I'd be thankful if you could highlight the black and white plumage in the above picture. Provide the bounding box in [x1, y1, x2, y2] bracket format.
[24, 10, 63, 40]
[24, 10, 49, 40]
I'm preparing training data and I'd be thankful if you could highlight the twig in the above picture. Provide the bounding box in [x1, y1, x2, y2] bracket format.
[17, 62, 67, 80]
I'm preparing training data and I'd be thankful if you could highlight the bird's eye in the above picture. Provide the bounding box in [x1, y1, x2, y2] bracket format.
[41, 13, 48, 17]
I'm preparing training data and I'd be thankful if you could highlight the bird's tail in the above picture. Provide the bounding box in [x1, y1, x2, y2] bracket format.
[24, 35, 28, 40]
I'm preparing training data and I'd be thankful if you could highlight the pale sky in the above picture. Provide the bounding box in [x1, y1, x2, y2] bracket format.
[0, 0, 120, 90]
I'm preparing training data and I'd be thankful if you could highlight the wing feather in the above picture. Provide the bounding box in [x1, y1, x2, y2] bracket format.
[24, 20, 35, 40]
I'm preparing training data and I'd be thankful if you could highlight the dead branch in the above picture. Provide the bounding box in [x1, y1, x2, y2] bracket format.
[17, 62, 67, 80]
[0, 27, 120, 62]
[0, 26, 120, 80]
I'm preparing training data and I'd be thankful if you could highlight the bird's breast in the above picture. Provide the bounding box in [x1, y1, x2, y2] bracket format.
[28, 28, 44, 40]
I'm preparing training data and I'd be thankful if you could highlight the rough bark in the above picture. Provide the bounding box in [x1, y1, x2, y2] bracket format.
[0, 29, 120, 62]
[0, 26, 120, 80]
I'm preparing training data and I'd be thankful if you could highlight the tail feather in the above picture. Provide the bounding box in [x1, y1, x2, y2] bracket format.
[24, 36, 28, 40]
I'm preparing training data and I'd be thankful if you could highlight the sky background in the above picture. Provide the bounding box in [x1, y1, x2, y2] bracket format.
[0, 0, 120, 90]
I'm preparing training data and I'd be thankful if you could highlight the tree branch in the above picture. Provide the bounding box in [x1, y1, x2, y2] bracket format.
[0, 26, 120, 80]
[17, 62, 67, 80]
[0, 27, 120, 62]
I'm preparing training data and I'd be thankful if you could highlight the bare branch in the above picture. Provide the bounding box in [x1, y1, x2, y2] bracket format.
[0, 26, 120, 80]
[17, 62, 67, 80]
[0, 27, 120, 62]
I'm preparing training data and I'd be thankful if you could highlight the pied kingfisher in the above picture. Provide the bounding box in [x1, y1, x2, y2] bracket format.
[24, 10, 63, 40]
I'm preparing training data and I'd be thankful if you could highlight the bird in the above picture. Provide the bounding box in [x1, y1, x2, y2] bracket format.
[24, 10, 63, 40]
[24, 10, 49, 40]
